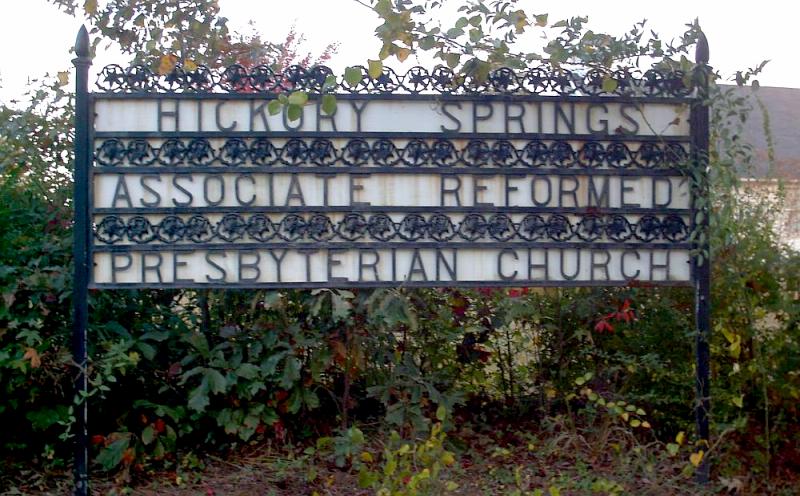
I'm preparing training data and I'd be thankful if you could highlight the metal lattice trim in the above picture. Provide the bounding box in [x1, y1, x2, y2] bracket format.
[94, 137, 689, 170]
[94, 213, 690, 245]
[96, 64, 693, 97]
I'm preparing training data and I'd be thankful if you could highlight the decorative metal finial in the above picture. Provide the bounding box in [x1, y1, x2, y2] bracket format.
[75, 25, 89, 58]
[695, 30, 709, 65]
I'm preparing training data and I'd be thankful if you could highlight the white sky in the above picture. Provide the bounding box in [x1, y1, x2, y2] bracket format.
[0, 0, 798, 103]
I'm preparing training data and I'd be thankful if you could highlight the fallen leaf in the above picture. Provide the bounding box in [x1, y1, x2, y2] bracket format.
[719, 476, 744, 493]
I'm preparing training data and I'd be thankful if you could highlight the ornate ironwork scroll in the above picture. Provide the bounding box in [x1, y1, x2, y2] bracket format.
[96, 63, 692, 97]
[94, 213, 689, 245]
[94, 137, 689, 170]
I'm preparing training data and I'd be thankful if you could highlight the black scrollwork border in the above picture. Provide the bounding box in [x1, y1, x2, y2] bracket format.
[95, 64, 692, 97]
[94, 137, 689, 170]
[94, 212, 690, 245]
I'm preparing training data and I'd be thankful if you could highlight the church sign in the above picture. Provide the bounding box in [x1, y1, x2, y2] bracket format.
[87, 67, 696, 288]
[70, 27, 712, 495]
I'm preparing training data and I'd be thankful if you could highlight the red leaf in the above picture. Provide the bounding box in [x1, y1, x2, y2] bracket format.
[121, 448, 136, 465]
[154, 419, 166, 434]
[594, 319, 614, 334]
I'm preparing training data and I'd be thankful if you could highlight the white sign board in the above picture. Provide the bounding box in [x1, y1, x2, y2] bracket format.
[89, 76, 694, 288]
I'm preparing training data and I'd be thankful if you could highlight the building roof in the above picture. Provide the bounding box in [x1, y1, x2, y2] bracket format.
[729, 85, 800, 179]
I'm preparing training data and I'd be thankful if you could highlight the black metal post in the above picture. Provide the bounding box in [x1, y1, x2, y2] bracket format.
[691, 30, 711, 484]
[72, 25, 92, 496]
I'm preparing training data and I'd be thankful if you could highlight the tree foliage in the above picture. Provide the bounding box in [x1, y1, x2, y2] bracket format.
[48, 0, 340, 73]
[51, 0, 238, 67]
[362, 0, 700, 76]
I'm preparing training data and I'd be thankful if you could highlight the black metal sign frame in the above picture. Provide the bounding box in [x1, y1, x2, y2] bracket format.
[70, 26, 711, 493]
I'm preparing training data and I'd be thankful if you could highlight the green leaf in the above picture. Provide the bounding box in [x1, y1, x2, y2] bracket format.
[469, 28, 482, 43]
[286, 388, 303, 414]
[602, 77, 618, 93]
[205, 368, 227, 394]
[261, 407, 279, 426]
[331, 291, 353, 321]
[26, 406, 68, 432]
[445, 53, 461, 69]
[184, 332, 210, 357]
[140, 330, 170, 342]
[349, 426, 365, 445]
[96, 437, 129, 470]
[358, 468, 379, 488]
[262, 291, 281, 309]
[287, 91, 308, 106]
[280, 357, 301, 389]
[267, 100, 282, 116]
[235, 363, 259, 379]
[323, 74, 338, 91]
[286, 104, 303, 122]
[136, 341, 156, 361]
[379, 43, 392, 61]
[384, 456, 397, 476]
[321, 94, 337, 116]
[368, 59, 383, 79]
[260, 352, 285, 376]
[419, 36, 436, 50]
[446, 27, 464, 38]
[188, 377, 210, 412]
[304, 389, 320, 409]
[436, 404, 447, 422]
[153, 440, 165, 459]
[141, 425, 156, 445]
[380, 293, 417, 330]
